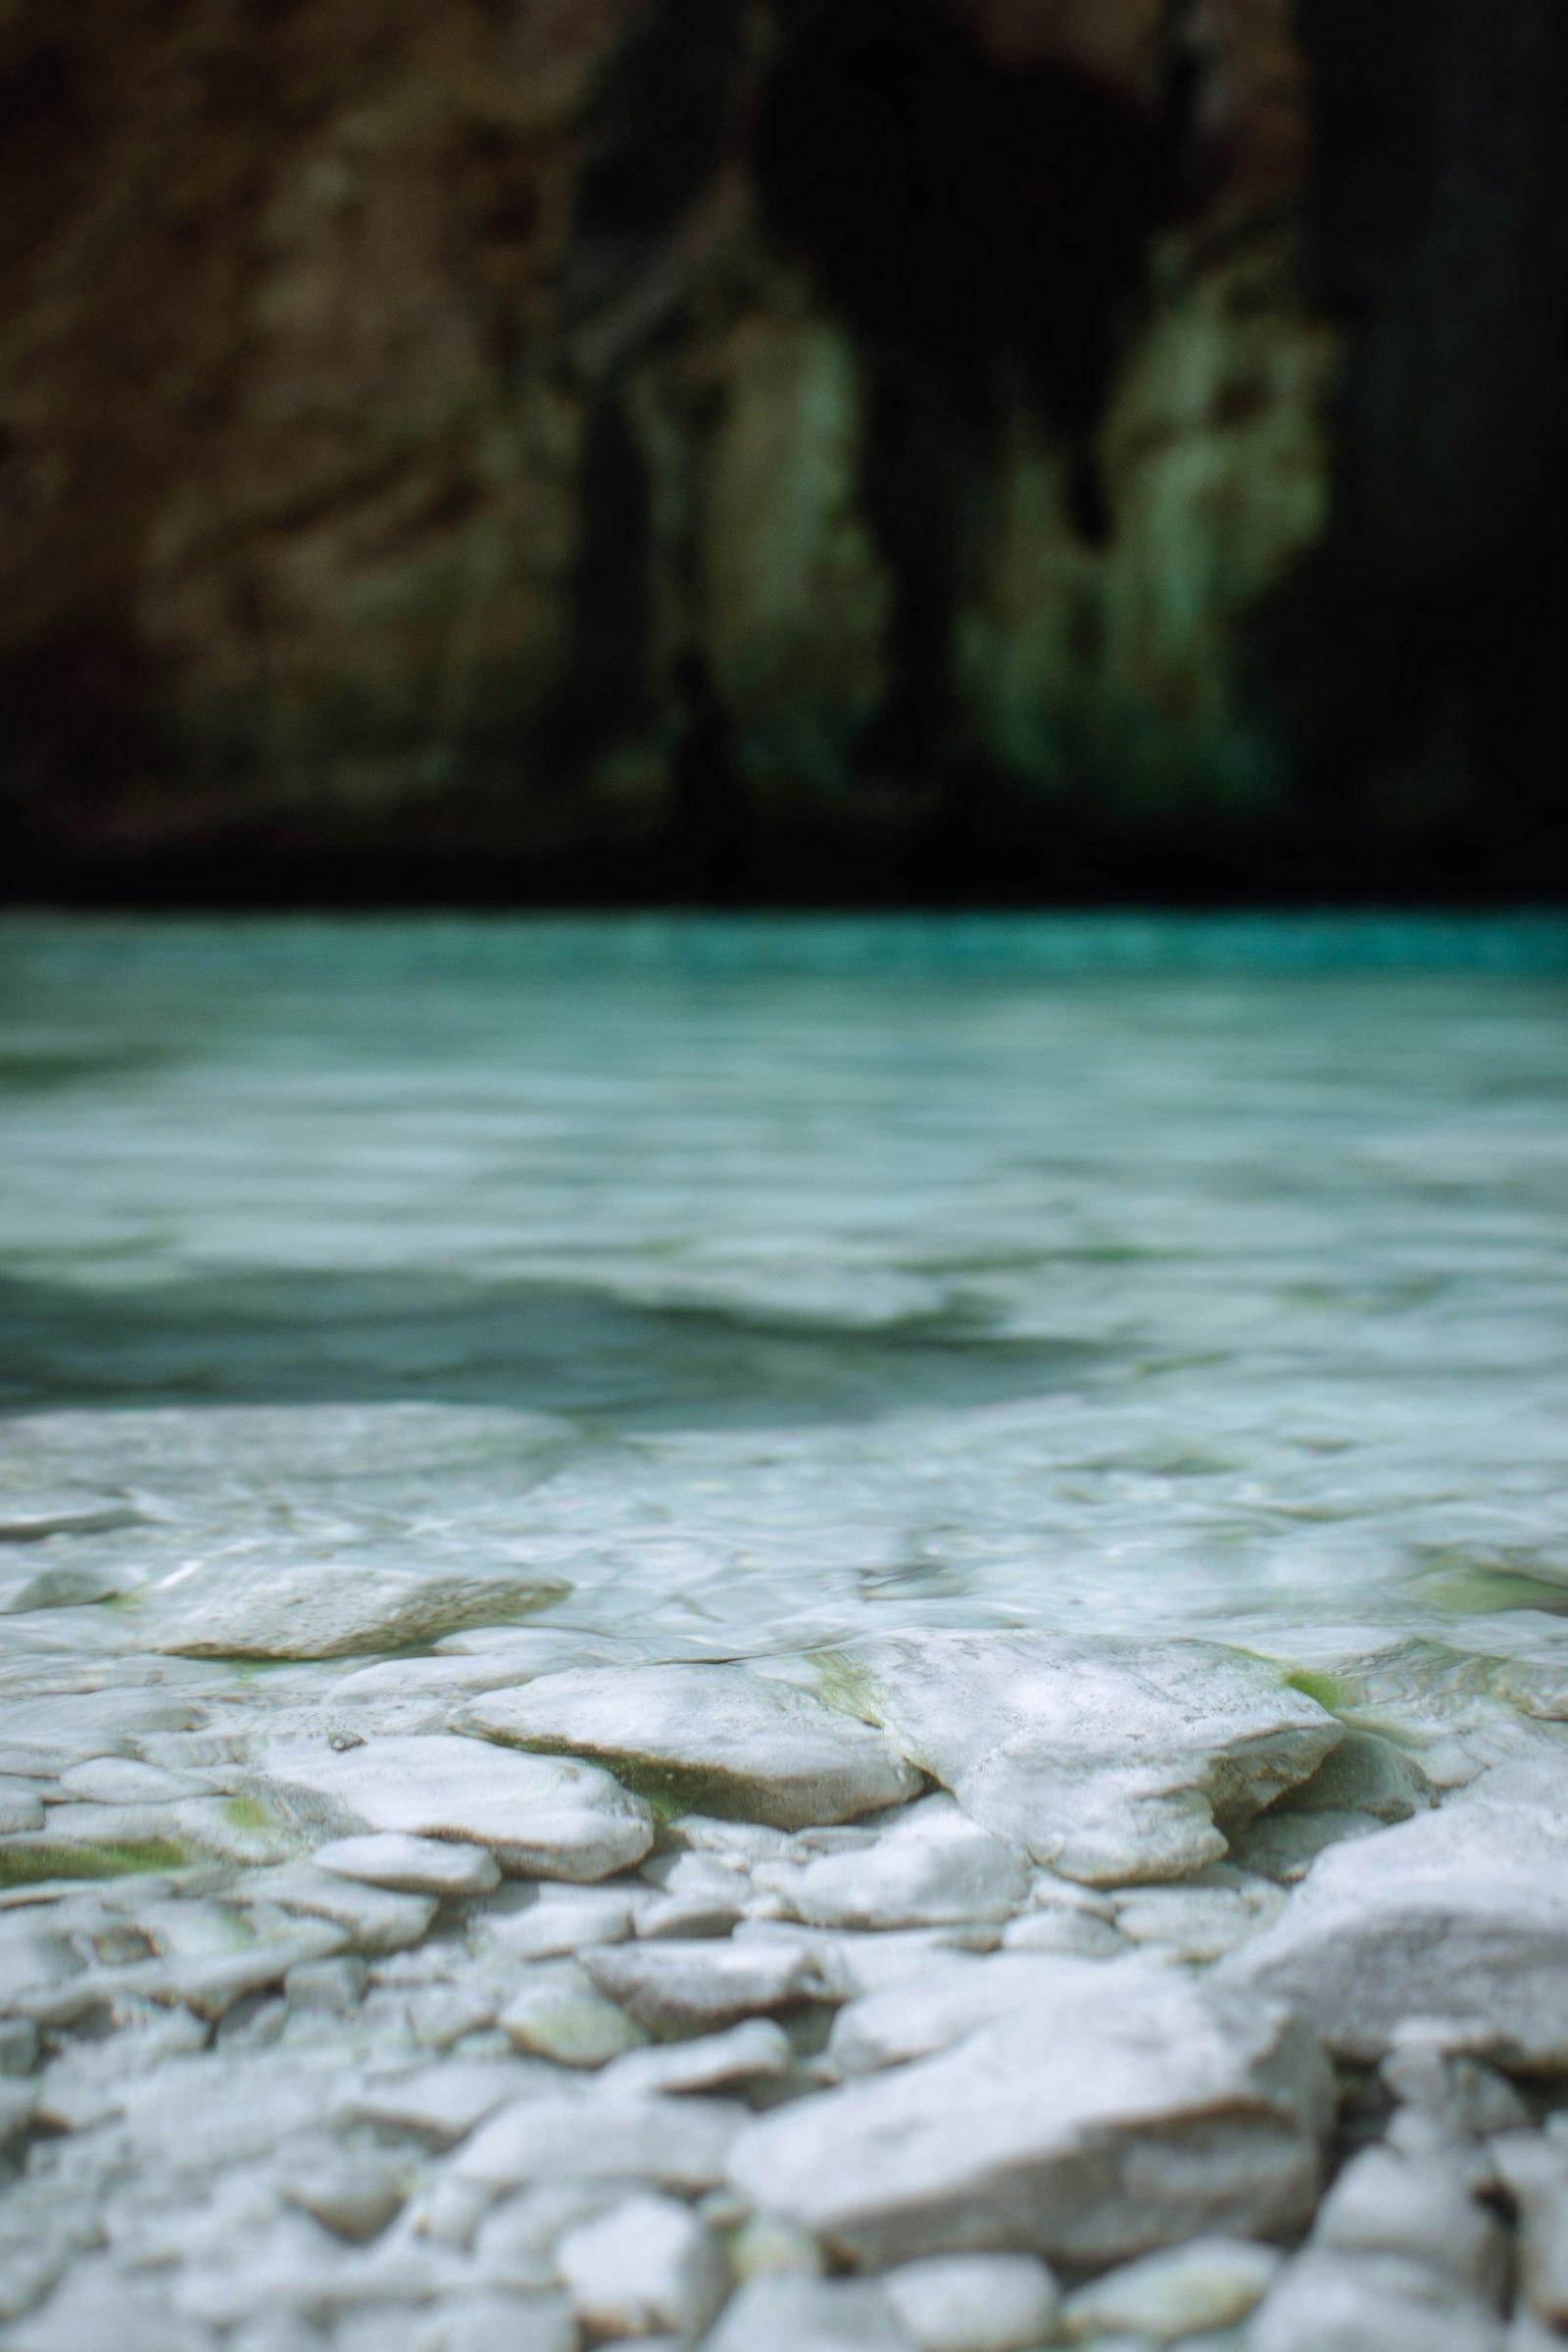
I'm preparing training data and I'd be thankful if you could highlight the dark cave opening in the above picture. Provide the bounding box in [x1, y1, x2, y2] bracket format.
[754, 0, 1174, 809]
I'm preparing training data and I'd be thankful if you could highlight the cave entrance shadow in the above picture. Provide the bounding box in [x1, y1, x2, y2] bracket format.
[0, 1269, 1111, 1433]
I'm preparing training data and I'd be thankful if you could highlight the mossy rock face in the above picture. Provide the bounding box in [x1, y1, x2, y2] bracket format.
[0, 1838, 188, 1888]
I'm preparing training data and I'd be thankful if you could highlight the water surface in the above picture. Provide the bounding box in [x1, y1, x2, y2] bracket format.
[3, 914, 1566, 1666]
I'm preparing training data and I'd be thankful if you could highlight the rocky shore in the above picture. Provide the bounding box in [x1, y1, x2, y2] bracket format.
[7, 1415, 1568, 2352]
[4, 916, 1568, 2348]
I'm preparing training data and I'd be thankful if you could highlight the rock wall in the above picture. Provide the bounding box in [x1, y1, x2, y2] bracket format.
[0, 0, 1563, 897]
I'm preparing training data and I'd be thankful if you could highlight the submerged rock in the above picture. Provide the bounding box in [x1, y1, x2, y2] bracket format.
[459, 1663, 922, 1830]
[728, 1953, 1331, 2267]
[819, 1633, 1341, 1884]
[144, 1558, 569, 1660]
[1222, 1760, 1568, 2065]
[257, 1735, 654, 1881]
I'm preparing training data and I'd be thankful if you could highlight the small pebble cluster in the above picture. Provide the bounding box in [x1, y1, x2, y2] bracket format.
[7, 1609, 1568, 2352]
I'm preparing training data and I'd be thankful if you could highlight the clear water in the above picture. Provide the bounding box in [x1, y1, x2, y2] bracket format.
[3, 913, 1567, 1672]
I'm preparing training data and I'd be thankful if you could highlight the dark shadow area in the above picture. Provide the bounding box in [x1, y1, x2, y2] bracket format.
[0, 1269, 1110, 1432]
[1281, 0, 1568, 873]
[756, 0, 1173, 806]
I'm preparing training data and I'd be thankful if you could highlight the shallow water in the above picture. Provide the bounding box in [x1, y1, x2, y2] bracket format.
[3, 912, 1566, 1666]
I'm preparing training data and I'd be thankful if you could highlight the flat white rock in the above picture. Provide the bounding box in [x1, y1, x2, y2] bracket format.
[455, 2094, 741, 2192]
[583, 1936, 819, 2034]
[145, 1557, 569, 1659]
[884, 2253, 1060, 2352]
[820, 1633, 1341, 1884]
[1223, 1760, 1568, 2064]
[1250, 2249, 1506, 2352]
[499, 1961, 647, 2067]
[461, 1662, 922, 1829]
[729, 1953, 1331, 2268]
[710, 2277, 916, 2351]
[754, 1795, 1032, 1929]
[257, 1735, 654, 1881]
[557, 2192, 731, 2336]
[315, 1831, 502, 1896]
[1061, 2235, 1282, 2340]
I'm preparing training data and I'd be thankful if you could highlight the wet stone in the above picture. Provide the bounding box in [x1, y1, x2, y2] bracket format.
[583, 1936, 821, 2036]
[142, 1557, 570, 1661]
[460, 1662, 922, 1831]
[257, 1735, 655, 1882]
[1224, 1759, 1568, 2065]
[729, 1954, 1332, 2268]
[819, 1633, 1341, 1885]
[752, 1794, 1032, 1930]
[1060, 2238, 1283, 2341]
[314, 1832, 502, 1898]
[709, 2275, 916, 2350]
[556, 2190, 732, 2336]
[883, 2252, 1061, 2352]
[498, 1960, 647, 2067]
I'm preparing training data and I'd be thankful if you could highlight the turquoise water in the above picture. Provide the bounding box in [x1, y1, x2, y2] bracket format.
[3, 913, 1567, 1659]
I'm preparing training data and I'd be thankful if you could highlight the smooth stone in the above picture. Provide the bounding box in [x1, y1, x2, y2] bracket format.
[498, 1961, 648, 2066]
[315, 1831, 502, 1897]
[0, 1783, 46, 1835]
[472, 1883, 646, 1958]
[729, 1955, 1331, 2269]
[1312, 2144, 1507, 2302]
[1111, 1877, 1284, 1965]
[284, 1955, 368, 2015]
[417, 2293, 576, 2352]
[1250, 2250, 1505, 2352]
[753, 1795, 1032, 1930]
[709, 2276, 915, 2350]
[1380, 2037, 1530, 2136]
[1002, 1909, 1127, 1957]
[1222, 1760, 1568, 2064]
[1062, 2238, 1283, 2340]
[0, 2017, 40, 2075]
[142, 1558, 569, 1660]
[819, 1633, 1340, 1885]
[1490, 2135, 1568, 2325]
[337, 2059, 553, 2146]
[583, 1936, 820, 2035]
[729, 2215, 825, 2281]
[884, 2252, 1060, 2352]
[259, 1735, 655, 1881]
[56, 1757, 207, 1804]
[597, 2018, 795, 2099]
[1230, 1807, 1383, 1885]
[1271, 1728, 1435, 1821]
[243, 1864, 437, 1955]
[798, 1926, 1001, 2000]
[557, 2192, 731, 2336]
[283, 2154, 408, 2242]
[460, 1661, 922, 1830]
[0, 1495, 141, 1542]
[456, 2094, 741, 2192]
[3, 1560, 132, 1612]
[637, 1849, 750, 1938]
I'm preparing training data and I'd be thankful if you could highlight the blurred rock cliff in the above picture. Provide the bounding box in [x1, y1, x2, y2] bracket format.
[1, 0, 1564, 897]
